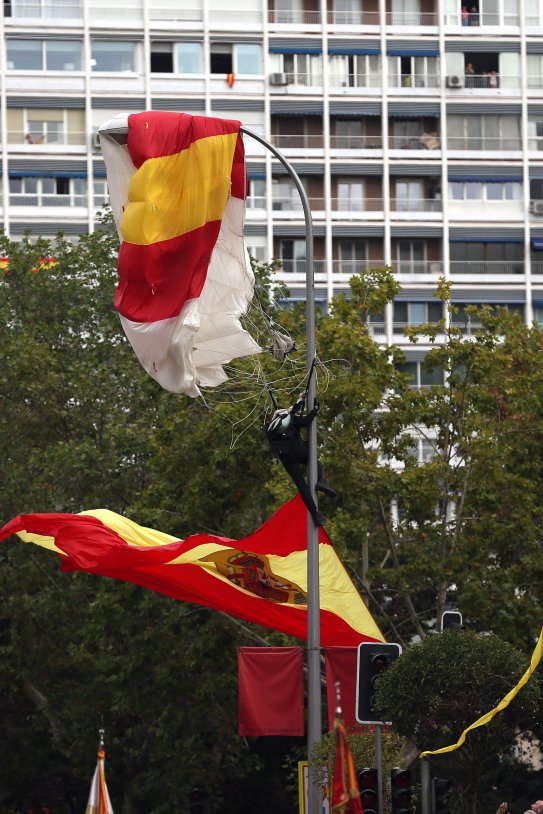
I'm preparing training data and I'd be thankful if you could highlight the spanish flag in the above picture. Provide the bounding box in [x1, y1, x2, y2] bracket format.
[85, 745, 114, 814]
[331, 718, 363, 814]
[0, 496, 383, 646]
[99, 111, 261, 397]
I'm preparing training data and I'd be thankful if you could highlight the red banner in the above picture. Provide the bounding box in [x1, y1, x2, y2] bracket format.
[238, 647, 304, 736]
[325, 647, 361, 732]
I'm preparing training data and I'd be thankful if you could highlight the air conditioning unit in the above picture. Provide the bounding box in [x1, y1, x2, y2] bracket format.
[92, 131, 101, 150]
[446, 74, 464, 88]
[531, 200, 543, 215]
[270, 72, 288, 86]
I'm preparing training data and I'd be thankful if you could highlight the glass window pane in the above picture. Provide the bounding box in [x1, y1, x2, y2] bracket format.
[92, 41, 135, 72]
[428, 302, 443, 321]
[46, 40, 82, 70]
[175, 42, 203, 73]
[466, 182, 483, 199]
[25, 177, 38, 193]
[449, 182, 464, 200]
[236, 43, 261, 74]
[409, 303, 426, 324]
[394, 302, 408, 322]
[9, 177, 22, 192]
[42, 177, 55, 192]
[486, 183, 502, 200]
[421, 365, 443, 385]
[6, 39, 42, 69]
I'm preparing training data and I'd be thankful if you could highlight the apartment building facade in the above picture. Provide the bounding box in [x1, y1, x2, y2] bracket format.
[2, 0, 543, 377]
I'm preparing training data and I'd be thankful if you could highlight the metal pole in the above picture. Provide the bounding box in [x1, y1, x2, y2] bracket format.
[421, 758, 431, 814]
[99, 120, 322, 814]
[375, 723, 384, 814]
[240, 127, 322, 814]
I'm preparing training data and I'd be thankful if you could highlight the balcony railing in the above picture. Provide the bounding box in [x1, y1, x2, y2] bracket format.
[461, 74, 518, 89]
[331, 260, 386, 274]
[445, 11, 519, 24]
[5, 0, 82, 16]
[149, 6, 202, 21]
[247, 196, 266, 209]
[279, 72, 323, 87]
[10, 131, 88, 146]
[10, 193, 86, 207]
[389, 134, 441, 150]
[331, 198, 383, 211]
[449, 261, 523, 274]
[328, 73, 381, 89]
[447, 137, 521, 151]
[329, 135, 382, 149]
[385, 11, 439, 24]
[327, 9, 379, 24]
[389, 73, 440, 89]
[271, 135, 324, 149]
[268, 8, 320, 24]
[391, 199, 442, 212]
[531, 262, 543, 274]
[393, 261, 444, 274]
[279, 259, 326, 274]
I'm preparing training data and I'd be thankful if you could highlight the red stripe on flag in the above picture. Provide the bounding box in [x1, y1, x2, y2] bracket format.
[127, 111, 242, 167]
[115, 221, 221, 322]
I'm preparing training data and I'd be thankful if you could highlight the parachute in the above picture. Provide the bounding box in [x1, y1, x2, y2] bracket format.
[99, 111, 261, 398]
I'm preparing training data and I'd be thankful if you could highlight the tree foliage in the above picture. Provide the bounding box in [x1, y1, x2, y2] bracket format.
[1, 226, 543, 811]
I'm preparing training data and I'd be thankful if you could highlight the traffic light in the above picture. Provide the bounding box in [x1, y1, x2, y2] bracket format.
[357, 767, 379, 814]
[189, 787, 205, 814]
[391, 768, 413, 814]
[356, 642, 402, 723]
[441, 611, 464, 631]
[432, 778, 453, 814]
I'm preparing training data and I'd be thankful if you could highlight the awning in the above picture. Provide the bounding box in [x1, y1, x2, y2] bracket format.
[329, 47, 380, 55]
[532, 239, 543, 250]
[448, 176, 522, 183]
[387, 48, 439, 56]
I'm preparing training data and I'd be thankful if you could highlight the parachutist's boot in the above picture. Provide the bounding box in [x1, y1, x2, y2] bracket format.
[317, 479, 336, 498]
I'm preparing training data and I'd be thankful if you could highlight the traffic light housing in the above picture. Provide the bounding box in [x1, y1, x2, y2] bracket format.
[189, 787, 205, 814]
[391, 768, 413, 814]
[357, 767, 379, 814]
[356, 642, 402, 723]
[441, 611, 464, 631]
[432, 778, 453, 814]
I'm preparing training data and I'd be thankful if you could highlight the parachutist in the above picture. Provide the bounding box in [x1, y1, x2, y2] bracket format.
[265, 396, 336, 527]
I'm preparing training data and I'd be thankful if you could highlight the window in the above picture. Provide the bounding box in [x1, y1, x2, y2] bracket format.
[451, 303, 523, 333]
[247, 179, 266, 209]
[334, 119, 363, 148]
[8, 0, 82, 17]
[449, 242, 523, 273]
[337, 179, 365, 211]
[338, 239, 368, 273]
[6, 39, 42, 69]
[448, 181, 521, 200]
[329, 54, 380, 88]
[175, 42, 203, 74]
[388, 55, 439, 88]
[447, 115, 521, 150]
[46, 40, 82, 70]
[27, 119, 64, 144]
[396, 239, 426, 272]
[528, 118, 543, 151]
[269, 53, 322, 86]
[235, 44, 262, 74]
[393, 301, 443, 327]
[397, 360, 445, 388]
[534, 306, 543, 324]
[151, 42, 173, 73]
[9, 176, 86, 206]
[91, 41, 136, 72]
[93, 179, 109, 207]
[395, 180, 424, 211]
[210, 44, 232, 74]
[272, 178, 302, 211]
[333, 0, 362, 24]
[7, 39, 82, 70]
[280, 239, 306, 273]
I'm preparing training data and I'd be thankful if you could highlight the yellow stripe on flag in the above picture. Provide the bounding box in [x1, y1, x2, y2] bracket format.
[420, 625, 543, 758]
[121, 131, 239, 245]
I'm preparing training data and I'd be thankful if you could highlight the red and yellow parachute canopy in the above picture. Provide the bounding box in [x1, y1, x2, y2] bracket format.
[99, 111, 261, 397]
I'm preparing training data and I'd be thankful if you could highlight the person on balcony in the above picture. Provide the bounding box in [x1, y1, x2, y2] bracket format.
[465, 62, 475, 87]
[461, 5, 469, 23]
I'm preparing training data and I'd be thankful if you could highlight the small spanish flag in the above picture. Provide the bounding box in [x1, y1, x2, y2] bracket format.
[85, 733, 114, 814]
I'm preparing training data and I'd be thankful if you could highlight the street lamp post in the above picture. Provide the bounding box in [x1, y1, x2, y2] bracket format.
[99, 120, 322, 814]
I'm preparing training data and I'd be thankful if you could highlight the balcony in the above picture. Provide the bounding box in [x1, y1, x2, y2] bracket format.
[271, 134, 324, 151]
[328, 73, 381, 90]
[391, 199, 442, 214]
[449, 261, 523, 275]
[327, 8, 379, 24]
[329, 134, 382, 150]
[10, 193, 87, 207]
[389, 74, 440, 90]
[4, 0, 82, 19]
[268, 8, 320, 24]
[444, 10, 519, 25]
[392, 261, 444, 276]
[385, 10, 439, 25]
[9, 131, 87, 149]
[148, 5, 202, 23]
[389, 134, 441, 150]
[270, 72, 323, 88]
[454, 74, 519, 91]
[447, 136, 522, 152]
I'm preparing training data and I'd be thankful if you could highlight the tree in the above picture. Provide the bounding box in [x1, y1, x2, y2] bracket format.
[375, 630, 541, 814]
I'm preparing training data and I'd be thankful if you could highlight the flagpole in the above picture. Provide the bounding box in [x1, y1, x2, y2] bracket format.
[240, 128, 322, 814]
[98, 119, 322, 814]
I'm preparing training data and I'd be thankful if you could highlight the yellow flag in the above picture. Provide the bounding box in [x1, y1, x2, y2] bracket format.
[420, 626, 543, 758]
